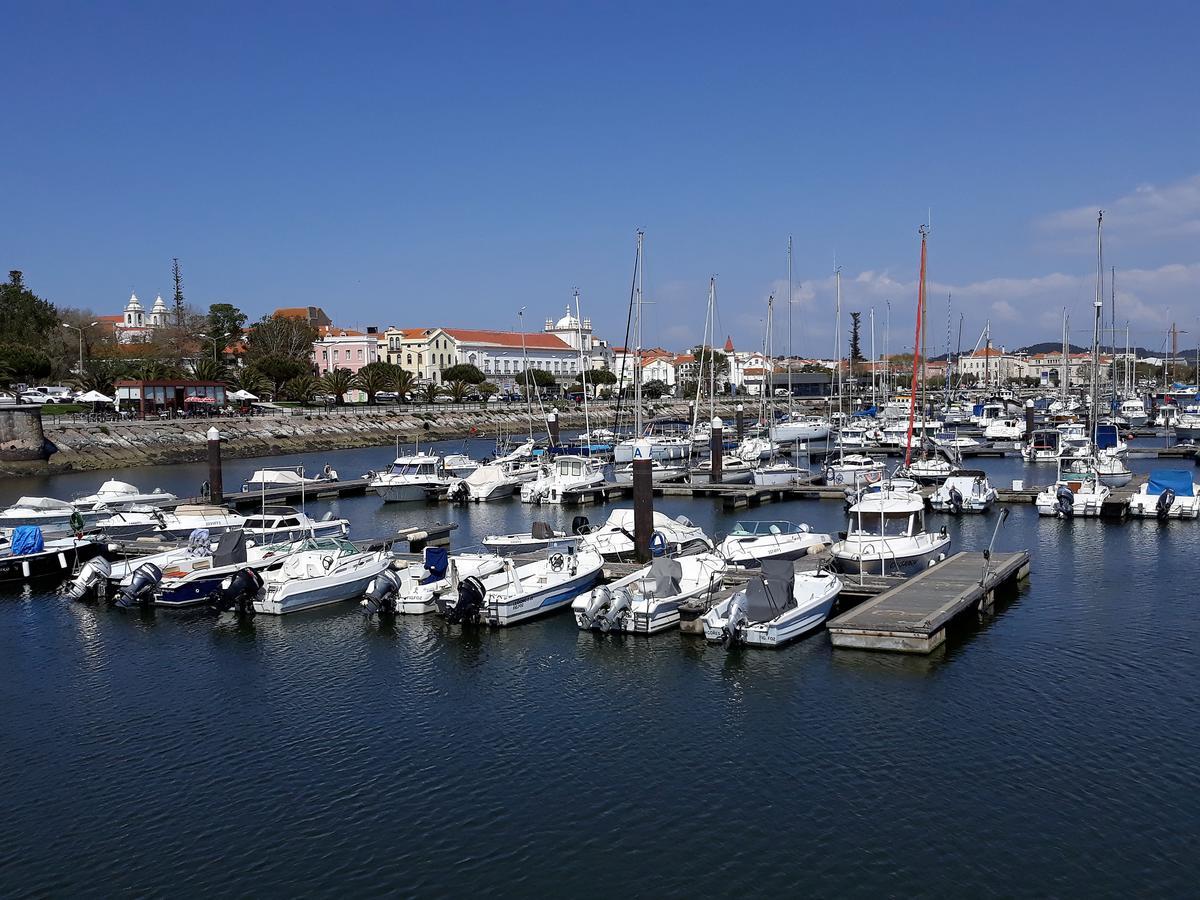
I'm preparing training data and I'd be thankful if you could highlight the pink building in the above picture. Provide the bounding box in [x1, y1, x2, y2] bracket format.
[312, 327, 379, 375]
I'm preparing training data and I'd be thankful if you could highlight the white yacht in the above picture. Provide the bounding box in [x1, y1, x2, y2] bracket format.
[1118, 397, 1148, 427]
[0, 497, 88, 531]
[482, 520, 579, 555]
[689, 455, 755, 485]
[94, 504, 246, 540]
[573, 553, 727, 634]
[769, 414, 832, 444]
[1056, 423, 1092, 458]
[442, 452, 481, 479]
[900, 455, 956, 485]
[255, 538, 390, 615]
[751, 457, 811, 487]
[369, 454, 451, 502]
[702, 560, 843, 648]
[447, 463, 520, 502]
[822, 453, 885, 489]
[241, 466, 337, 493]
[1174, 411, 1200, 441]
[1128, 470, 1200, 519]
[837, 424, 881, 448]
[1022, 429, 1061, 463]
[521, 455, 605, 503]
[929, 471, 997, 513]
[1034, 459, 1111, 517]
[983, 418, 1024, 441]
[716, 520, 831, 568]
[576, 510, 712, 560]
[242, 506, 350, 542]
[832, 490, 951, 575]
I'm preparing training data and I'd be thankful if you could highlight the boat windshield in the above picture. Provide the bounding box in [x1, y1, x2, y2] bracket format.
[850, 511, 914, 537]
[390, 463, 437, 477]
[731, 521, 801, 536]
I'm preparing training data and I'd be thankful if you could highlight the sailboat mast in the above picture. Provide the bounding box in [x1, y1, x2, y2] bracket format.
[634, 230, 644, 436]
[519, 308, 534, 442]
[1090, 211, 1104, 438]
[870, 307, 876, 408]
[904, 226, 927, 468]
[709, 278, 716, 417]
[834, 266, 843, 413]
[787, 236, 794, 415]
[574, 289, 591, 444]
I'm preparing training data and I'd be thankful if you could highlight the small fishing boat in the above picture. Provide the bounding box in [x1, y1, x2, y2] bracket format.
[1022, 429, 1061, 463]
[701, 560, 843, 648]
[94, 504, 246, 540]
[0, 526, 102, 584]
[482, 520, 581, 555]
[1034, 459, 1111, 517]
[832, 490, 951, 575]
[255, 538, 390, 615]
[361, 548, 508, 616]
[0, 497, 85, 531]
[716, 520, 831, 568]
[434, 547, 604, 627]
[929, 471, 997, 513]
[576, 510, 712, 560]
[1128, 470, 1200, 519]
[447, 463, 520, 502]
[241, 466, 338, 493]
[573, 553, 727, 634]
[612, 458, 689, 485]
[242, 506, 350, 542]
[369, 453, 452, 502]
[521, 455, 605, 503]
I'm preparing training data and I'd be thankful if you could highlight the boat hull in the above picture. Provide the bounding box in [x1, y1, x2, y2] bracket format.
[0, 540, 103, 584]
[255, 557, 389, 615]
[486, 568, 601, 626]
[832, 536, 951, 576]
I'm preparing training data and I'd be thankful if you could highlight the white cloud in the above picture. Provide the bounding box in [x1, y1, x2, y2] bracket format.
[1035, 173, 1200, 249]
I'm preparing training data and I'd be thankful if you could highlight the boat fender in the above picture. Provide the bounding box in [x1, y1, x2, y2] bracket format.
[649, 531, 667, 557]
[549, 552, 566, 572]
[1157, 488, 1176, 521]
[69, 511, 85, 537]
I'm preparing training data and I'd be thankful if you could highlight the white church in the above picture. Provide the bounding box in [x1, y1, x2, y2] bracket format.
[115, 292, 170, 343]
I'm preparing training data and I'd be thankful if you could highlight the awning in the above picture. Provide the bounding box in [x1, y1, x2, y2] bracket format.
[184, 396, 217, 403]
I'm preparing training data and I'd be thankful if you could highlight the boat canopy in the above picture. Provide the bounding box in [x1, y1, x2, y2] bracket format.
[1095, 424, 1120, 450]
[94, 480, 140, 495]
[648, 557, 682, 596]
[743, 559, 796, 619]
[13, 496, 75, 512]
[1147, 470, 1194, 497]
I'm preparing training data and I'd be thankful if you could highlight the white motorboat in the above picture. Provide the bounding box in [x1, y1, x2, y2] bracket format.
[832, 490, 951, 575]
[447, 463, 520, 502]
[769, 414, 831, 443]
[689, 456, 755, 485]
[434, 547, 604, 627]
[1034, 459, 1111, 517]
[844, 476, 922, 507]
[73, 479, 177, 511]
[1118, 397, 1148, 427]
[929, 471, 997, 513]
[254, 537, 390, 615]
[837, 424, 881, 449]
[576, 509, 712, 560]
[1154, 405, 1178, 428]
[1093, 452, 1133, 488]
[822, 453, 885, 489]
[573, 553, 727, 634]
[0, 497, 87, 531]
[94, 504, 246, 540]
[1056, 422, 1092, 458]
[702, 560, 843, 648]
[716, 520, 831, 568]
[521, 455, 605, 503]
[900, 455, 956, 485]
[242, 506, 350, 542]
[612, 459, 689, 484]
[241, 466, 337, 493]
[879, 420, 942, 449]
[735, 436, 775, 462]
[1128, 470, 1200, 519]
[614, 434, 691, 463]
[369, 454, 452, 502]
[442, 452, 481, 479]
[751, 458, 811, 487]
[498, 457, 541, 484]
[932, 431, 980, 453]
[482, 519, 581, 555]
[361, 548, 509, 615]
[983, 418, 1024, 441]
[1022, 429, 1061, 463]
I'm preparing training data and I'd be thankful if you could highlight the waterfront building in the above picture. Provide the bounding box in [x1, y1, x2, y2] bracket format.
[100, 292, 171, 344]
[445, 328, 579, 391]
[114, 379, 227, 417]
[312, 327, 380, 376]
[542, 306, 612, 370]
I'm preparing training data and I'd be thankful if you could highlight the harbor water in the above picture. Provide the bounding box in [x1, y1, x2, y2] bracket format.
[2, 438, 1197, 896]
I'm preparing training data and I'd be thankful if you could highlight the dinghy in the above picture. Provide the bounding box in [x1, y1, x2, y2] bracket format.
[701, 559, 842, 648]
[573, 553, 726, 634]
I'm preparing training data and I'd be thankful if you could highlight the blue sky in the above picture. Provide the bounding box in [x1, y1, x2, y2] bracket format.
[4, 1, 1198, 356]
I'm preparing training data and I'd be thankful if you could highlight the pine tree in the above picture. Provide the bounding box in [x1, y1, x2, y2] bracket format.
[172, 258, 185, 327]
[849, 311, 864, 365]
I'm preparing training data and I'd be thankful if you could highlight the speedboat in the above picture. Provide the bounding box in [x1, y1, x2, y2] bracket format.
[447, 463, 520, 502]
[573, 553, 727, 634]
[0, 526, 102, 585]
[241, 466, 338, 493]
[434, 546, 604, 627]
[0, 496, 86, 531]
[716, 520, 831, 568]
[94, 504, 246, 540]
[241, 506, 350, 542]
[769, 414, 831, 443]
[822, 453, 885, 489]
[442, 452, 481, 479]
[361, 548, 508, 616]
[482, 519, 582, 555]
[689, 455, 755, 485]
[612, 458, 689, 484]
[832, 489, 951, 575]
[932, 431, 980, 453]
[255, 537, 390, 615]
[73, 479, 177, 510]
[983, 418, 1023, 441]
[929, 471, 997, 513]
[370, 454, 451, 502]
[1034, 459, 1111, 517]
[751, 457, 811, 487]
[521, 455, 605, 503]
[1118, 397, 1149, 428]
[1128, 470, 1200, 519]
[1022, 429, 1061, 462]
[701, 560, 843, 648]
[576, 510, 712, 560]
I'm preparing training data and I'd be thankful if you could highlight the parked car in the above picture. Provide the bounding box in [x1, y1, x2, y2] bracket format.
[19, 391, 54, 405]
[375, 391, 399, 402]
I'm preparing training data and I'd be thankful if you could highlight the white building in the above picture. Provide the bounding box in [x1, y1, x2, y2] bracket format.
[446, 328, 580, 391]
[542, 305, 612, 370]
[112, 292, 170, 343]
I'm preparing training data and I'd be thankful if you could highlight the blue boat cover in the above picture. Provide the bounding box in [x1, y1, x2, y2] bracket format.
[1148, 470, 1194, 497]
[422, 546, 449, 582]
[11, 525, 45, 555]
[972, 403, 984, 416]
[852, 406, 878, 418]
[1095, 424, 1119, 450]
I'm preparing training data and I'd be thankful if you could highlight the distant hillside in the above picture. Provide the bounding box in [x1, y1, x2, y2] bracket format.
[1014, 342, 1088, 355]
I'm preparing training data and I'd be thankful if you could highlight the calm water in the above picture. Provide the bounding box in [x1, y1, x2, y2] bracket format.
[2, 438, 1197, 897]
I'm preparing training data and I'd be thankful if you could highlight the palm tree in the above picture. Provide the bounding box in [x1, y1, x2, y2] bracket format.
[132, 359, 176, 382]
[226, 366, 270, 400]
[192, 356, 229, 383]
[444, 379, 472, 403]
[281, 374, 319, 404]
[390, 367, 416, 402]
[320, 368, 355, 405]
[418, 381, 442, 404]
[352, 362, 393, 405]
[76, 361, 120, 395]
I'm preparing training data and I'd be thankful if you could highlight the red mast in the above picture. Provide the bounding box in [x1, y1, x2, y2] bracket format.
[904, 226, 928, 467]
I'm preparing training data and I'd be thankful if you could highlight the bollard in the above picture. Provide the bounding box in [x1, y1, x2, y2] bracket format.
[736, 403, 745, 441]
[1024, 399, 1035, 440]
[710, 416, 724, 485]
[206, 426, 224, 505]
[547, 411, 560, 446]
[632, 453, 654, 563]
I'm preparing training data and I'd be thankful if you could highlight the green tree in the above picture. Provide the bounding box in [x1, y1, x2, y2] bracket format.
[171, 258, 186, 327]
[254, 353, 310, 396]
[516, 368, 556, 390]
[0, 343, 52, 382]
[389, 367, 417, 400]
[576, 368, 617, 386]
[281, 374, 319, 404]
[849, 312, 864, 368]
[227, 366, 271, 399]
[444, 379, 472, 403]
[418, 381, 442, 404]
[352, 362, 393, 404]
[207, 303, 247, 354]
[319, 368, 354, 405]
[477, 381, 499, 399]
[642, 378, 668, 399]
[245, 313, 318, 362]
[77, 360, 125, 394]
[191, 356, 229, 382]
[441, 363, 486, 384]
[1, 271, 58, 346]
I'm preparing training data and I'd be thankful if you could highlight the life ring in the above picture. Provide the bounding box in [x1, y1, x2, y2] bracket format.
[649, 531, 668, 556]
[824, 466, 835, 482]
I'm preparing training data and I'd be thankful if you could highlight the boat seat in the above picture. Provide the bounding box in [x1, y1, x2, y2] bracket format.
[532, 521, 554, 540]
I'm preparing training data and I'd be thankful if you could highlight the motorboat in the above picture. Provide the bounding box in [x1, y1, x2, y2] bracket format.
[612, 458, 689, 485]
[482, 519, 583, 555]
[1056, 423, 1092, 458]
[822, 454, 885, 489]
[1154, 405, 1178, 428]
[447, 463, 520, 502]
[498, 457, 541, 484]
[973, 401, 1009, 428]
[361, 548, 509, 616]
[1022, 429, 1061, 463]
[0, 496, 87, 531]
[689, 455, 755, 485]
[255, 537, 390, 615]
[434, 546, 604, 627]
[241, 506, 350, 542]
[369, 454, 452, 502]
[701, 560, 843, 648]
[576, 509, 712, 560]
[1118, 397, 1148, 427]
[241, 466, 338, 493]
[1034, 459, 1111, 517]
[751, 457, 812, 487]
[521, 455, 605, 503]
[1128, 470, 1200, 519]
[932, 431, 980, 453]
[103, 529, 216, 583]
[844, 476, 922, 508]
[929, 471, 997, 513]
[837, 425, 881, 449]
[1174, 412, 1200, 441]
[442, 452, 481, 479]
[1094, 423, 1129, 457]
[899, 455, 956, 485]
[614, 433, 691, 463]
[983, 418, 1024, 441]
[832, 489, 951, 575]
[1093, 452, 1133, 488]
[769, 414, 831, 443]
[716, 520, 832, 568]
[735, 436, 774, 462]
[573, 553, 727, 634]
[93, 504, 246, 540]
[72, 479, 177, 511]
[0, 526, 102, 585]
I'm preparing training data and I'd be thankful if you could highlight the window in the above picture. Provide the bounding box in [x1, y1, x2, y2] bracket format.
[407, 353, 413, 364]
[358, 349, 364, 360]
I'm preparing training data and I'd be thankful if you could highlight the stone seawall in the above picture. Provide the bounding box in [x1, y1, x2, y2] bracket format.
[12, 401, 754, 474]
[0, 407, 51, 462]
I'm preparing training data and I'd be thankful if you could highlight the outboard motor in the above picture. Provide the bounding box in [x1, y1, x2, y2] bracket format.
[1157, 488, 1176, 521]
[114, 563, 163, 610]
[437, 575, 485, 625]
[211, 567, 264, 619]
[63, 556, 112, 602]
[578, 585, 611, 629]
[571, 515, 590, 536]
[598, 588, 633, 633]
[948, 486, 964, 515]
[449, 480, 470, 504]
[362, 568, 403, 618]
[1055, 485, 1075, 518]
[721, 592, 749, 648]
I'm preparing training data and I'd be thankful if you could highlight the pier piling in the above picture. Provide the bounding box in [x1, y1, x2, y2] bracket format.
[632, 455, 653, 563]
[710, 416, 723, 485]
[206, 426, 224, 504]
[736, 403, 745, 441]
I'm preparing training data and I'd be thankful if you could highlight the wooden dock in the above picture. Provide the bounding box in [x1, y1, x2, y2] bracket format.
[560, 480, 846, 509]
[825, 549, 1031, 653]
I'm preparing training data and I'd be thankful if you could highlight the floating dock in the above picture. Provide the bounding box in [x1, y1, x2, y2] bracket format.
[825, 549, 1030, 653]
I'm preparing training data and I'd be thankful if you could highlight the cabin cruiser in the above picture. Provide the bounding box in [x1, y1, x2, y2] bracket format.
[361, 548, 508, 616]
[447, 463, 520, 502]
[702, 560, 843, 648]
[1128, 470, 1200, 519]
[972, 401, 1009, 428]
[983, 418, 1024, 441]
[73, 480, 177, 511]
[521, 455, 605, 503]
[832, 489, 951, 575]
[837, 424, 882, 449]
[1174, 411, 1200, 441]
[844, 476, 922, 508]
[0, 526, 102, 585]
[689, 455, 755, 485]
[1094, 423, 1128, 457]
[1022, 429, 1061, 463]
[442, 452, 481, 479]
[241, 466, 337, 493]
[613, 458, 689, 485]
[1056, 423, 1092, 459]
[242, 506, 349, 542]
[770, 414, 832, 444]
[751, 457, 811, 487]
[576, 510, 712, 560]
[716, 520, 831, 568]
[255, 537, 390, 615]
[434, 546, 604, 627]
[369, 454, 452, 502]
[929, 471, 997, 513]
[482, 519, 582, 555]
[879, 420, 942, 449]
[932, 431, 980, 453]
[1154, 405, 1178, 428]
[898, 453, 956, 485]
[574, 553, 727, 634]
[822, 453, 885, 489]
[1118, 397, 1148, 428]
[0, 497, 89, 531]
[94, 504, 246, 540]
[1034, 459, 1111, 517]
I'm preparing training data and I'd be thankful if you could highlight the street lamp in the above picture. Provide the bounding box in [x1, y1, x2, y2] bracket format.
[62, 321, 98, 377]
[193, 333, 219, 363]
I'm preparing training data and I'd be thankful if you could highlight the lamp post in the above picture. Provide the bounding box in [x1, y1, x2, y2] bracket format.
[61, 321, 98, 377]
[193, 333, 219, 363]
